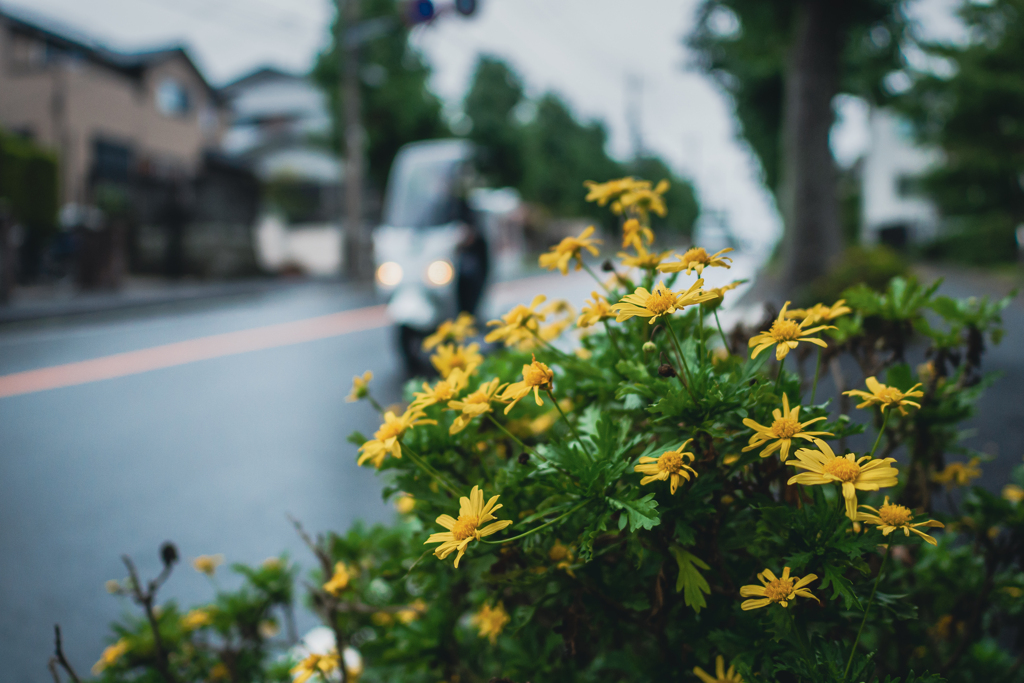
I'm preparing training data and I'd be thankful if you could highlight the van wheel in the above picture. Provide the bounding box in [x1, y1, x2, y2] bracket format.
[397, 325, 432, 377]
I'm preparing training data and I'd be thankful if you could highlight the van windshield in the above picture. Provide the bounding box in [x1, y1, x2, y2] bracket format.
[383, 148, 466, 228]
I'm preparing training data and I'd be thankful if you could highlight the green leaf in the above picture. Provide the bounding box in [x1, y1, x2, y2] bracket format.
[670, 547, 711, 613]
[820, 563, 862, 610]
[607, 493, 660, 532]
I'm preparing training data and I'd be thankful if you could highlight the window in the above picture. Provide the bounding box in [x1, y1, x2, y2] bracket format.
[156, 79, 191, 117]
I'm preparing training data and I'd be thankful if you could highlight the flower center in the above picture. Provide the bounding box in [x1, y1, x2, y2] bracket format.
[770, 318, 803, 341]
[434, 382, 456, 400]
[657, 451, 685, 474]
[764, 578, 794, 603]
[682, 247, 709, 264]
[771, 416, 802, 439]
[878, 503, 913, 526]
[878, 387, 903, 403]
[823, 457, 861, 482]
[465, 390, 490, 406]
[523, 363, 553, 387]
[377, 422, 404, 441]
[451, 515, 479, 541]
[647, 289, 676, 315]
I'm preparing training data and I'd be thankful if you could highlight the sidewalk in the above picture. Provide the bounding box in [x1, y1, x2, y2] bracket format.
[0, 275, 310, 325]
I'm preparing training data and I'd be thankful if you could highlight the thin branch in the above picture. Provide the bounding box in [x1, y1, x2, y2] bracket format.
[122, 556, 177, 683]
[51, 625, 81, 683]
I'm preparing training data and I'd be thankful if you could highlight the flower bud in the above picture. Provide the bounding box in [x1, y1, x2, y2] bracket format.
[160, 541, 179, 567]
[642, 341, 657, 354]
[658, 364, 677, 378]
[601, 259, 615, 272]
[518, 452, 530, 465]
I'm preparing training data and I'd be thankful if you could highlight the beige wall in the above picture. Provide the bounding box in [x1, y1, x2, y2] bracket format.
[0, 21, 224, 204]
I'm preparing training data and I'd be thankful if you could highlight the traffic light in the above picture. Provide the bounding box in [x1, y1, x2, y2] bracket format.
[405, 0, 434, 24]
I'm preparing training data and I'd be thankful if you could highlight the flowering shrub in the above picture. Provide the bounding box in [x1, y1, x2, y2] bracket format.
[68, 177, 1024, 683]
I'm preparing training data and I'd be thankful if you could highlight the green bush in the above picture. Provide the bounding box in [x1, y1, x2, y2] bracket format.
[65, 178, 1023, 683]
[0, 128, 59, 238]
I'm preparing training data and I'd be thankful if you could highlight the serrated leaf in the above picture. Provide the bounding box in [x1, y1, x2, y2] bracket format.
[820, 563, 861, 610]
[607, 493, 660, 532]
[670, 547, 711, 613]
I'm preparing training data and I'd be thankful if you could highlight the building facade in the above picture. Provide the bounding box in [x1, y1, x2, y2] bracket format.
[0, 5, 224, 205]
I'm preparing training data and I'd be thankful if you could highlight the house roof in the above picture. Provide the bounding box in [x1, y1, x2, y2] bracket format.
[0, 3, 220, 101]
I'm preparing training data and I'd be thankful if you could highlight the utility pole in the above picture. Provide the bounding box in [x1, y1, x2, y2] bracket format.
[339, 0, 370, 281]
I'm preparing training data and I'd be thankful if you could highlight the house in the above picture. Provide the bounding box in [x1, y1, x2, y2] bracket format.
[220, 67, 346, 276]
[0, 4, 225, 204]
[860, 107, 941, 249]
[0, 5, 262, 279]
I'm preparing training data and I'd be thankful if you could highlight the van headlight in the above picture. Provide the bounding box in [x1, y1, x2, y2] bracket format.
[376, 261, 403, 287]
[426, 260, 454, 286]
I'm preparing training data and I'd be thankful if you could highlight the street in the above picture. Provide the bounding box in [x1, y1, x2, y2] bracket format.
[1, 260, 1019, 681]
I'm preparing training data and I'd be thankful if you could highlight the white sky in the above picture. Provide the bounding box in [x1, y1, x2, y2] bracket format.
[2, 0, 962, 249]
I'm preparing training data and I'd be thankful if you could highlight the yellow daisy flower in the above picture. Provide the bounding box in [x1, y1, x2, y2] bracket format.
[621, 217, 654, 250]
[741, 393, 831, 461]
[498, 356, 554, 415]
[857, 496, 944, 545]
[209, 662, 231, 680]
[485, 295, 550, 347]
[611, 179, 669, 218]
[423, 312, 477, 350]
[430, 342, 483, 378]
[787, 439, 899, 519]
[931, 457, 982, 489]
[618, 246, 672, 270]
[92, 638, 130, 675]
[549, 540, 576, 576]
[1003, 484, 1024, 504]
[180, 607, 214, 631]
[748, 301, 835, 361]
[322, 561, 351, 596]
[740, 566, 818, 610]
[357, 407, 437, 468]
[576, 291, 614, 328]
[394, 493, 416, 514]
[410, 368, 469, 409]
[539, 225, 602, 275]
[694, 655, 744, 683]
[658, 246, 733, 276]
[345, 371, 373, 402]
[704, 280, 744, 303]
[471, 602, 511, 644]
[424, 485, 512, 568]
[844, 376, 924, 416]
[193, 554, 224, 577]
[634, 439, 698, 494]
[396, 598, 428, 624]
[786, 299, 852, 325]
[291, 652, 339, 683]
[611, 279, 717, 324]
[447, 378, 507, 434]
[583, 176, 648, 206]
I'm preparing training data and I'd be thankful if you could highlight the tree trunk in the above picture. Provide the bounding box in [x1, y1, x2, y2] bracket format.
[779, 1, 845, 293]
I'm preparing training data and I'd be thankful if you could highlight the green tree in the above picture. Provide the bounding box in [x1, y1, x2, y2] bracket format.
[463, 56, 526, 189]
[312, 0, 449, 192]
[899, 0, 1024, 263]
[519, 93, 626, 218]
[689, 0, 909, 290]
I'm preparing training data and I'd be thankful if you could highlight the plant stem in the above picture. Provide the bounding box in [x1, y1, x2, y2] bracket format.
[713, 309, 730, 352]
[602, 319, 626, 361]
[774, 355, 786, 396]
[868, 410, 891, 459]
[482, 499, 590, 544]
[787, 607, 812, 662]
[844, 545, 891, 681]
[665, 323, 698, 403]
[401, 444, 461, 497]
[486, 414, 568, 474]
[697, 310, 706, 368]
[366, 395, 385, 415]
[546, 389, 593, 460]
[528, 328, 602, 378]
[581, 260, 611, 293]
[810, 348, 822, 403]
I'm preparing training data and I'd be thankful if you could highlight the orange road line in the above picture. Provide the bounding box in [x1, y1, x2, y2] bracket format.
[0, 305, 390, 399]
